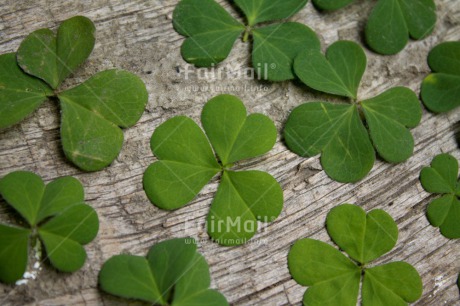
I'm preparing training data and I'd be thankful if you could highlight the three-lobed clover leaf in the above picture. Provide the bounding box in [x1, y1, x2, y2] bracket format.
[284, 40, 422, 183]
[420, 153, 460, 239]
[143, 94, 283, 246]
[288, 204, 423, 305]
[0, 171, 99, 284]
[0, 16, 148, 171]
[421, 41, 460, 113]
[312, 0, 436, 55]
[99, 237, 228, 306]
[173, 0, 320, 81]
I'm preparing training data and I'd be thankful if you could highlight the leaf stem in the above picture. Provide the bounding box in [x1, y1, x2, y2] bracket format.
[242, 27, 250, 42]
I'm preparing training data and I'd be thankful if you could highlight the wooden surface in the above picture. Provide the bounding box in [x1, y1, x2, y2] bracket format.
[1, 0, 460, 305]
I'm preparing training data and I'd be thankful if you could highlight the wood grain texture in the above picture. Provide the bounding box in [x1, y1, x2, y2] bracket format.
[1, 0, 459, 305]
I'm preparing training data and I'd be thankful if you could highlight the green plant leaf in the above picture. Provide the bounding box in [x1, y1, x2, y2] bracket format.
[398, 0, 437, 40]
[420, 153, 460, 238]
[173, 0, 245, 67]
[362, 262, 423, 305]
[147, 238, 198, 297]
[99, 238, 228, 305]
[312, 0, 436, 54]
[421, 41, 460, 113]
[172, 253, 228, 306]
[17, 16, 95, 89]
[207, 170, 283, 246]
[0, 224, 30, 284]
[55, 16, 96, 83]
[99, 254, 165, 303]
[144, 95, 281, 245]
[288, 204, 422, 306]
[234, 0, 308, 26]
[0, 172, 88, 226]
[426, 41, 460, 76]
[288, 238, 360, 306]
[252, 22, 320, 81]
[58, 70, 147, 128]
[420, 153, 458, 194]
[287, 41, 421, 182]
[37, 176, 85, 223]
[365, 0, 436, 55]
[294, 40, 366, 98]
[59, 100, 124, 172]
[173, 0, 319, 81]
[16, 29, 58, 88]
[1, 16, 147, 172]
[326, 204, 398, 264]
[284, 102, 375, 183]
[361, 87, 421, 163]
[426, 195, 460, 238]
[0, 171, 99, 283]
[201, 94, 277, 165]
[58, 69, 148, 171]
[426, 81, 460, 114]
[312, 0, 355, 10]
[39, 202, 98, 241]
[143, 116, 221, 210]
[0, 171, 45, 226]
[0, 53, 52, 129]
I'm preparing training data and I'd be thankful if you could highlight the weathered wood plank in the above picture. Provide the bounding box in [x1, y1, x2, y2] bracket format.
[1, 0, 460, 305]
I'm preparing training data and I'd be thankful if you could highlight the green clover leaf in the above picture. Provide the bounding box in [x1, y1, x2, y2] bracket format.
[0, 53, 54, 129]
[284, 41, 422, 183]
[312, 0, 436, 55]
[143, 94, 283, 246]
[0, 171, 99, 284]
[288, 204, 423, 306]
[293, 39, 367, 99]
[17, 16, 96, 89]
[420, 153, 460, 239]
[0, 16, 148, 171]
[173, 0, 320, 81]
[172, 0, 245, 68]
[421, 41, 460, 113]
[0, 225, 31, 285]
[99, 238, 228, 306]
